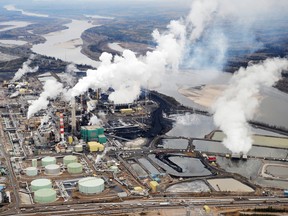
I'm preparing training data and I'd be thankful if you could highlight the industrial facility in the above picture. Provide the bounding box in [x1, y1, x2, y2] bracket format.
[0, 71, 287, 215]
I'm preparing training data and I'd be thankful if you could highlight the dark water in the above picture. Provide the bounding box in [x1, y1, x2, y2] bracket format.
[148, 154, 212, 177]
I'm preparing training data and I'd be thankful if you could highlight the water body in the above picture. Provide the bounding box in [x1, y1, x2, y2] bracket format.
[161, 139, 189, 149]
[149, 154, 211, 177]
[167, 114, 215, 138]
[0, 40, 27, 45]
[256, 87, 288, 129]
[159, 70, 288, 129]
[138, 158, 161, 175]
[32, 20, 100, 67]
[0, 21, 31, 32]
[85, 15, 114, 20]
[4, 5, 49, 17]
[193, 140, 288, 160]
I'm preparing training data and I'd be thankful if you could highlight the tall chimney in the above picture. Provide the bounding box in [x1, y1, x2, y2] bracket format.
[60, 113, 65, 142]
[71, 97, 76, 134]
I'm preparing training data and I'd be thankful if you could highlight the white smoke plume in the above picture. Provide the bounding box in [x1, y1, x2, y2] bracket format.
[40, 115, 50, 126]
[89, 115, 102, 126]
[65, 63, 79, 74]
[213, 58, 288, 154]
[68, 0, 219, 103]
[175, 113, 200, 126]
[98, 111, 106, 119]
[13, 54, 39, 81]
[64, 63, 78, 87]
[95, 147, 112, 164]
[27, 80, 64, 119]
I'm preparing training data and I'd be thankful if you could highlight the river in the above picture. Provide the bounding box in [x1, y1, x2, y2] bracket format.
[31, 19, 100, 67]
[0, 21, 31, 32]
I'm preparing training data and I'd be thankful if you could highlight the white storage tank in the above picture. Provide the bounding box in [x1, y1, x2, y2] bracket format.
[78, 177, 104, 194]
[45, 164, 61, 175]
[31, 178, 52, 192]
[41, 156, 56, 166]
[63, 155, 78, 165]
[34, 188, 56, 203]
[74, 144, 83, 152]
[26, 167, 38, 176]
[67, 162, 83, 174]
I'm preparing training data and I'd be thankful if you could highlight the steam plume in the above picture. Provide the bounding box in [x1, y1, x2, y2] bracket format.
[89, 115, 102, 126]
[65, 63, 78, 87]
[69, 0, 218, 103]
[65, 63, 79, 74]
[27, 80, 64, 118]
[213, 58, 288, 154]
[13, 54, 39, 81]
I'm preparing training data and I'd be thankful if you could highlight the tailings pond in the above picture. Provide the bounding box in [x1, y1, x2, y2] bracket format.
[193, 140, 288, 160]
[148, 154, 212, 177]
[157, 138, 189, 150]
[167, 113, 215, 138]
[166, 180, 211, 193]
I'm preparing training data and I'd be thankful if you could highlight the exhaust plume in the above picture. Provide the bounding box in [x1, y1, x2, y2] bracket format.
[27, 80, 64, 119]
[13, 54, 39, 81]
[213, 58, 288, 154]
[89, 115, 102, 126]
[65, 63, 79, 74]
[65, 63, 78, 87]
[69, 0, 219, 103]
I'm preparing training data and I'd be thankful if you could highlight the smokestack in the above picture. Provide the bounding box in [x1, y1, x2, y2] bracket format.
[59, 113, 65, 142]
[71, 97, 76, 134]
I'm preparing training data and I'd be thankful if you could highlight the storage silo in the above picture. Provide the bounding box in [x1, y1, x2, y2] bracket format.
[34, 188, 56, 203]
[74, 144, 83, 152]
[63, 155, 78, 165]
[78, 177, 104, 194]
[26, 167, 38, 176]
[45, 164, 61, 175]
[41, 156, 56, 166]
[67, 162, 83, 174]
[31, 178, 52, 192]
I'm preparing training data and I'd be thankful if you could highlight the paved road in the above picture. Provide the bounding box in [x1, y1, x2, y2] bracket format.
[1, 196, 287, 216]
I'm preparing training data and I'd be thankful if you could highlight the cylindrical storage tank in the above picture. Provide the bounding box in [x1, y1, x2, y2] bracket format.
[31, 178, 52, 192]
[26, 167, 38, 176]
[60, 148, 66, 153]
[32, 159, 37, 167]
[63, 155, 78, 165]
[45, 164, 60, 175]
[66, 149, 72, 153]
[78, 177, 104, 194]
[34, 188, 56, 204]
[41, 156, 56, 166]
[67, 162, 83, 174]
[74, 144, 83, 152]
[109, 165, 119, 173]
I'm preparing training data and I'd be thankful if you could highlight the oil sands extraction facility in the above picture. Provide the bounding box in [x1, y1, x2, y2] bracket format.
[0, 71, 287, 215]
